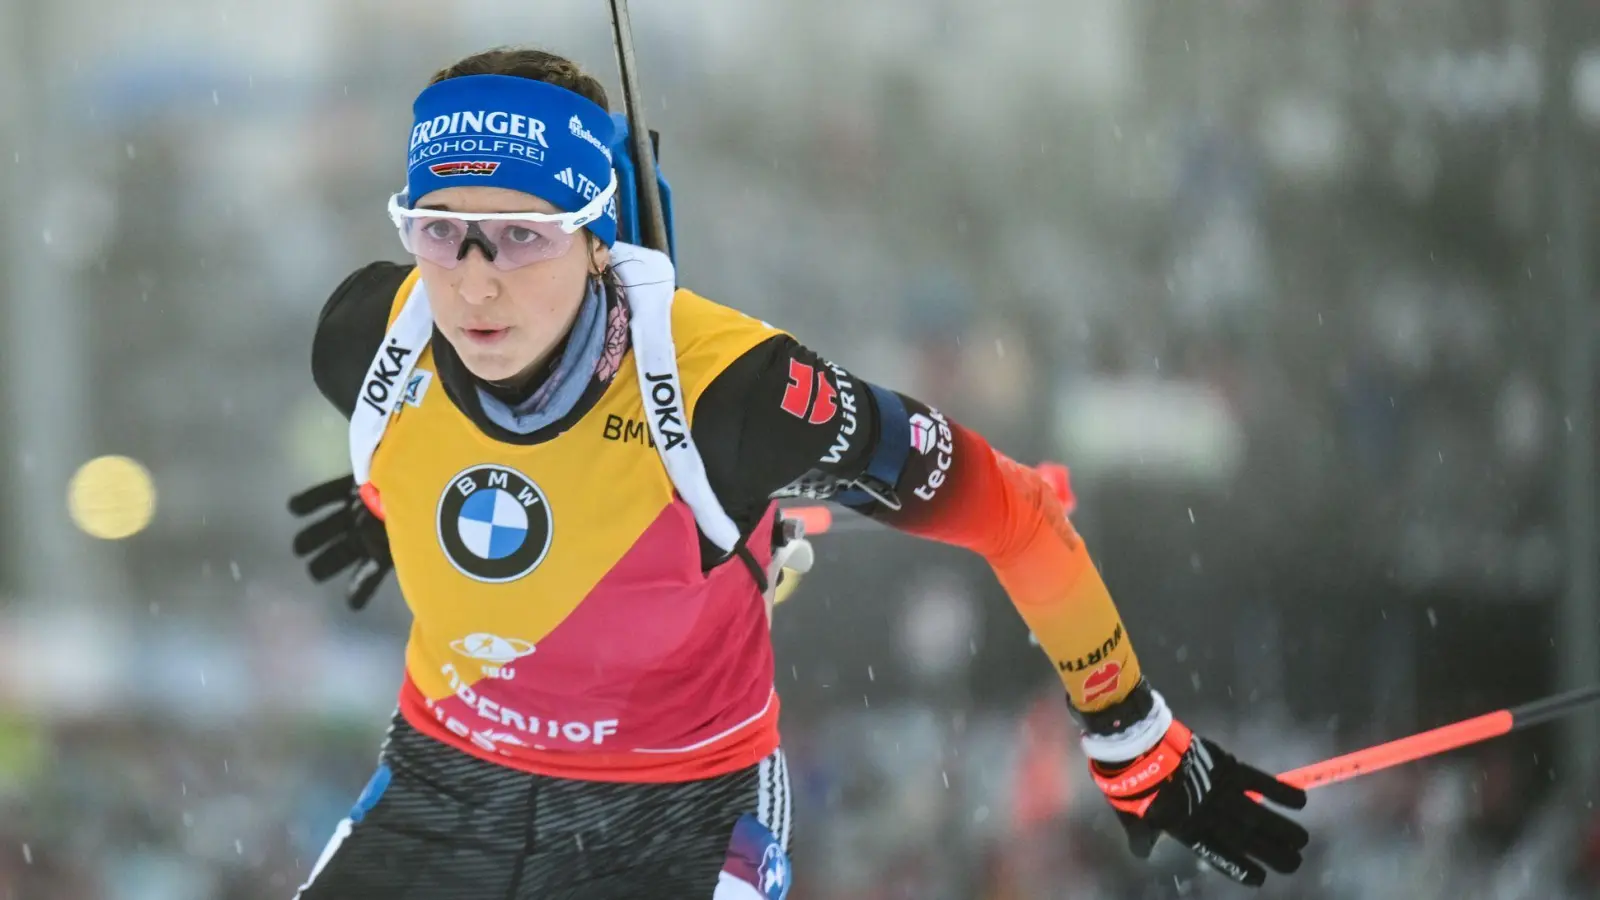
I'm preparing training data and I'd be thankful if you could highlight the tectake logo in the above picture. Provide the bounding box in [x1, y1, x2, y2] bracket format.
[909, 409, 954, 501]
[909, 413, 938, 455]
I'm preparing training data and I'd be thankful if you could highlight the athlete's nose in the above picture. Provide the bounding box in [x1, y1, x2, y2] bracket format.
[455, 250, 499, 306]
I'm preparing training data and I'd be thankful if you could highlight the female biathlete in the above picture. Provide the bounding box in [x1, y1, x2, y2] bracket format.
[287, 46, 1309, 900]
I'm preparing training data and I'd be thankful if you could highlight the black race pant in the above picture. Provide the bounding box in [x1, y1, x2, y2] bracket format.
[295, 715, 792, 899]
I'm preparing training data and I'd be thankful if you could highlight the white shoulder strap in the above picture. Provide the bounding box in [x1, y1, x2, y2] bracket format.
[348, 278, 432, 485]
[343, 245, 743, 554]
[611, 243, 743, 554]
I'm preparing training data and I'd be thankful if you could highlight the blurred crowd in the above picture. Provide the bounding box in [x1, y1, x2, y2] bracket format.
[4, 0, 1600, 897]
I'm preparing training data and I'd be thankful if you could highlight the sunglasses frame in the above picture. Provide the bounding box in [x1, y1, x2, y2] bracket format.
[386, 170, 619, 234]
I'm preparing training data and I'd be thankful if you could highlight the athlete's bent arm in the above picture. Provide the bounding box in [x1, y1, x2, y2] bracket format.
[694, 336, 1135, 715]
[693, 333, 1311, 888]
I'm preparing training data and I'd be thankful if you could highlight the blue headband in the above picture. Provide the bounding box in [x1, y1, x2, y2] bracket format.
[406, 74, 618, 246]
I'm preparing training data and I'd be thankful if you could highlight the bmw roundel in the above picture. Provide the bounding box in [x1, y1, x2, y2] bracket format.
[436, 464, 553, 583]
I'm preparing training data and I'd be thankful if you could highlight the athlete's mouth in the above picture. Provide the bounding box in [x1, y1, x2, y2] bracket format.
[462, 326, 511, 345]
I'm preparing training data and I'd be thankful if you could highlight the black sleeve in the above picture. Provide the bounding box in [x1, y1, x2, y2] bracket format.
[694, 335, 880, 516]
[312, 262, 414, 420]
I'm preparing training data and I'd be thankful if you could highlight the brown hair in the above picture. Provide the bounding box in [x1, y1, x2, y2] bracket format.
[430, 47, 609, 112]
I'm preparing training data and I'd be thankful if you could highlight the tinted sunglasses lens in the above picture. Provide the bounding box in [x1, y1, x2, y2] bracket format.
[397, 217, 575, 270]
[478, 220, 575, 270]
[400, 217, 469, 269]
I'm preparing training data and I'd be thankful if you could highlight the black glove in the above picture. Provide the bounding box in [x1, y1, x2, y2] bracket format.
[289, 474, 392, 610]
[1088, 714, 1308, 887]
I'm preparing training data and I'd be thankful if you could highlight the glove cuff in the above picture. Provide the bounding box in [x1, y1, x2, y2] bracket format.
[358, 482, 386, 521]
[1089, 718, 1194, 815]
[1079, 688, 1172, 763]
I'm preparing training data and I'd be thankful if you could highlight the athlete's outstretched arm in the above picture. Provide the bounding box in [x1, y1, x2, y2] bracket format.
[695, 334, 1309, 888]
[695, 335, 1132, 714]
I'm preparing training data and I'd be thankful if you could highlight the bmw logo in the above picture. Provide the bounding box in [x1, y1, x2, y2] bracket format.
[435, 464, 553, 583]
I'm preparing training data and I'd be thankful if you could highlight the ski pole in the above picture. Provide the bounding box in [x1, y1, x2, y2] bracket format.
[606, 0, 670, 253]
[1262, 684, 1600, 796]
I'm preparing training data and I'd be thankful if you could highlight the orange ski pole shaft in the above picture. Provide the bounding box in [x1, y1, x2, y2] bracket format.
[1263, 684, 1600, 795]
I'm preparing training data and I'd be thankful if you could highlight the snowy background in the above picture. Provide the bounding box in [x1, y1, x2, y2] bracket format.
[3, 0, 1600, 897]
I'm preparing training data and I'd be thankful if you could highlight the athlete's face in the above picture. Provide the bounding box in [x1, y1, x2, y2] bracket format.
[412, 186, 609, 385]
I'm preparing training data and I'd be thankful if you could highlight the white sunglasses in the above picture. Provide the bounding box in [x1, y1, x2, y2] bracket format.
[386, 169, 619, 233]
[385, 172, 619, 270]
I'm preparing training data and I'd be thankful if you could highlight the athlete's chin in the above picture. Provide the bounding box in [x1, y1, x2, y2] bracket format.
[451, 339, 533, 382]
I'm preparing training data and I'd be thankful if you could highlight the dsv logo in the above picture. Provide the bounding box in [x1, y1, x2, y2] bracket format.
[359, 338, 417, 417]
[643, 372, 687, 451]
